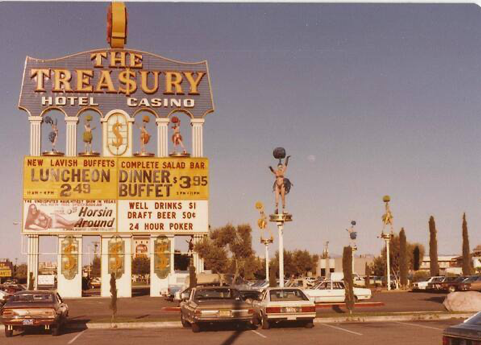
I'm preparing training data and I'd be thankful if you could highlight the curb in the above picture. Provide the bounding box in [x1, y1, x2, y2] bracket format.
[67, 312, 473, 330]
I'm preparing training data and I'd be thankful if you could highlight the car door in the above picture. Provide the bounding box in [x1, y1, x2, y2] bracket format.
[331, 282, 345, 302]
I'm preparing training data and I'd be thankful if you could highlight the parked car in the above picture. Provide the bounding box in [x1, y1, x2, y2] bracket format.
[285, 278, 316, 289]
[443, 276, 470, 293]
[180, 286, 255, 333]
[412, 276, 444, 291]
[0, 290, 9, 305]
[429, 276, 460, 292]
[165, 285, 183, 301]
[303, 280, 372, 303]
[239, 290, 262, 304]
[252, 287, 316, 329]
[1, 291, 68, 337]
[174, 287, 191, 303]
[89, 277, 101, 289]
[458, 276, 481, 291]
[250, 280, 270, 292]
[443, 311, 481, 345]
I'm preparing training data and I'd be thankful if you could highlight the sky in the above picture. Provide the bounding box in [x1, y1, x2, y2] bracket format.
[0, 2, 480, 264]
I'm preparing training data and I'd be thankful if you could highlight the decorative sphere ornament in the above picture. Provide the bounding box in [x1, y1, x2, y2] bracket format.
[383, 195, 391, 203]
[143, 115, 150, 123]
[351, 221, 356, 226]
[273, 147, 286, 159]
[85, 115, 93, 122]
[171, 116, 180, 124]
[255, 201, 263, 210]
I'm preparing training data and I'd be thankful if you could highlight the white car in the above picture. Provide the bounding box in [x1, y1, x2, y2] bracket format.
[252, 287, 316, 329]
[303, 280, 372, 303]
[412, 276, 443, 291]
[0, 290, 9, 304]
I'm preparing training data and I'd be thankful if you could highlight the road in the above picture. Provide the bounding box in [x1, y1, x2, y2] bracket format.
[0, 319, 460, 345]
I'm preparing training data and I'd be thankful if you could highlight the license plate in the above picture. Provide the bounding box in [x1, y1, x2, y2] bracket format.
[22, 319, 34, 325]
[285, 307, 297, 313]
[219, 310, 231, 317]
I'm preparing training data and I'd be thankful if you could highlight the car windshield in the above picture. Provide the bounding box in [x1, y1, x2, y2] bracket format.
[194, 288, 237, 300]
[464, 312, 481, 325]
[269, 289, 309, 302]
[465, 276, 478, 283]
[11, 293, 53, 303]
[454, 277, 466, 282]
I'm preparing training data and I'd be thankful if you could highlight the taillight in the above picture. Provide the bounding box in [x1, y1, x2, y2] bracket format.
[442, 336, 450, 345]
[266, 307, 281, 313]
[195, 309, 202, 316]
[2, 309, 14, 317]
[301, 306, 316, 313]
[248, 309, 254, 315]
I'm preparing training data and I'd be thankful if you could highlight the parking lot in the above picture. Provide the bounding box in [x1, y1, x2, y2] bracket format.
[0, 319, 462, 345]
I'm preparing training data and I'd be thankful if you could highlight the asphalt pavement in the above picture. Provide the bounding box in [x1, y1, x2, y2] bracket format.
[0, 319, 462, 345]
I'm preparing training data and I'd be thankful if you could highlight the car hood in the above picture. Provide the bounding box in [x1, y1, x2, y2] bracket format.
[444, 323, 481, 340]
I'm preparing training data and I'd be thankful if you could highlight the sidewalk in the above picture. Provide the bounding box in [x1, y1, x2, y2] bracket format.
[67, 311, 473, 330]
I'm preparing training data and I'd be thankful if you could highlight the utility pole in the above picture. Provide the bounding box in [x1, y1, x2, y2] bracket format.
[380, 196, 394, 291]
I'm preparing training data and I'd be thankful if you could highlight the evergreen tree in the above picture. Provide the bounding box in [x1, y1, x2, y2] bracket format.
[342, 246, 355, 314]
[413, 246, 420, 271]
[462, 213, 473, 275]
[429, 216, 439, 276]
[399, 228, 408, 288]
[109, 273, 117, 323]
[364, 262, 371, 288]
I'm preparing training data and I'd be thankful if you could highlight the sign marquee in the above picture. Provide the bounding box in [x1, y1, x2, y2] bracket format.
[19, 49, 214, 118]
[22, 156, 209, 235]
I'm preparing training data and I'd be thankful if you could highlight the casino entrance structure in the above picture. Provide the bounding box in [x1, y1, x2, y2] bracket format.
[19, 3, 213, 298]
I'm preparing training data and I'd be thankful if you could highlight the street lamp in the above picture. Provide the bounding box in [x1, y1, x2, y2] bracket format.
[255, 202, 274, 281]
[380, 195, 394, 291]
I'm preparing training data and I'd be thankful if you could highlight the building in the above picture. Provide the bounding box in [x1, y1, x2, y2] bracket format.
[316, 255, 374, 277]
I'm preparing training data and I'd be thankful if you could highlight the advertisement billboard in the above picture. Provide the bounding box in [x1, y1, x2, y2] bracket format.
[22, 157, 208, 235]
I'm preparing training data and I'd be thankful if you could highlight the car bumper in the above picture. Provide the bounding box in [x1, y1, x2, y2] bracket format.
[193, 315, 252, 323]
[2, 317, 59, 327]
[266, 312, 316, 321]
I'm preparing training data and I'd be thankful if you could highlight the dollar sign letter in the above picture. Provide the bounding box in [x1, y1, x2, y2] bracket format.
[64, 244, 76, 271]
[112, 121, 123, 148]
[118, 69, 137, 96]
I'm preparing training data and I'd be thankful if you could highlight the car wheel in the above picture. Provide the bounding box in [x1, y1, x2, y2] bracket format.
[248, 321, 258, 330]
[448, 286, 456, 293]
[261, 314, 270, 330]
[180, 314, 190, 328]
[304, 320, 314, 328]
[52, 325, 61, 337]
[191, 323, 202, 333]
[5, 326, 13, 338]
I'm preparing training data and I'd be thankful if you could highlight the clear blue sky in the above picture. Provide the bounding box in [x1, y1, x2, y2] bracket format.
[1, 2, 480, 263]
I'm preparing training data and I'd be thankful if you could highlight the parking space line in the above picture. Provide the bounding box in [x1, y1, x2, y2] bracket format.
[68, 330, 87, 344]
[251, 330, 267, 338]
[319, 323, 363, 336]
[394, 322, 443, 331]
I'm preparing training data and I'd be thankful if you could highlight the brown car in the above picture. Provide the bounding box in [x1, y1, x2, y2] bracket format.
[458, 276, 481, 291]
[180, 286, 255, 333]
[1, 290, 68, 337]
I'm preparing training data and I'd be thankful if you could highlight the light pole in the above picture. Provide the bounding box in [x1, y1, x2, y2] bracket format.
[256, 202, 274, 281]
[324, 241, 330, 279]
[381, 195, 394, 291]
